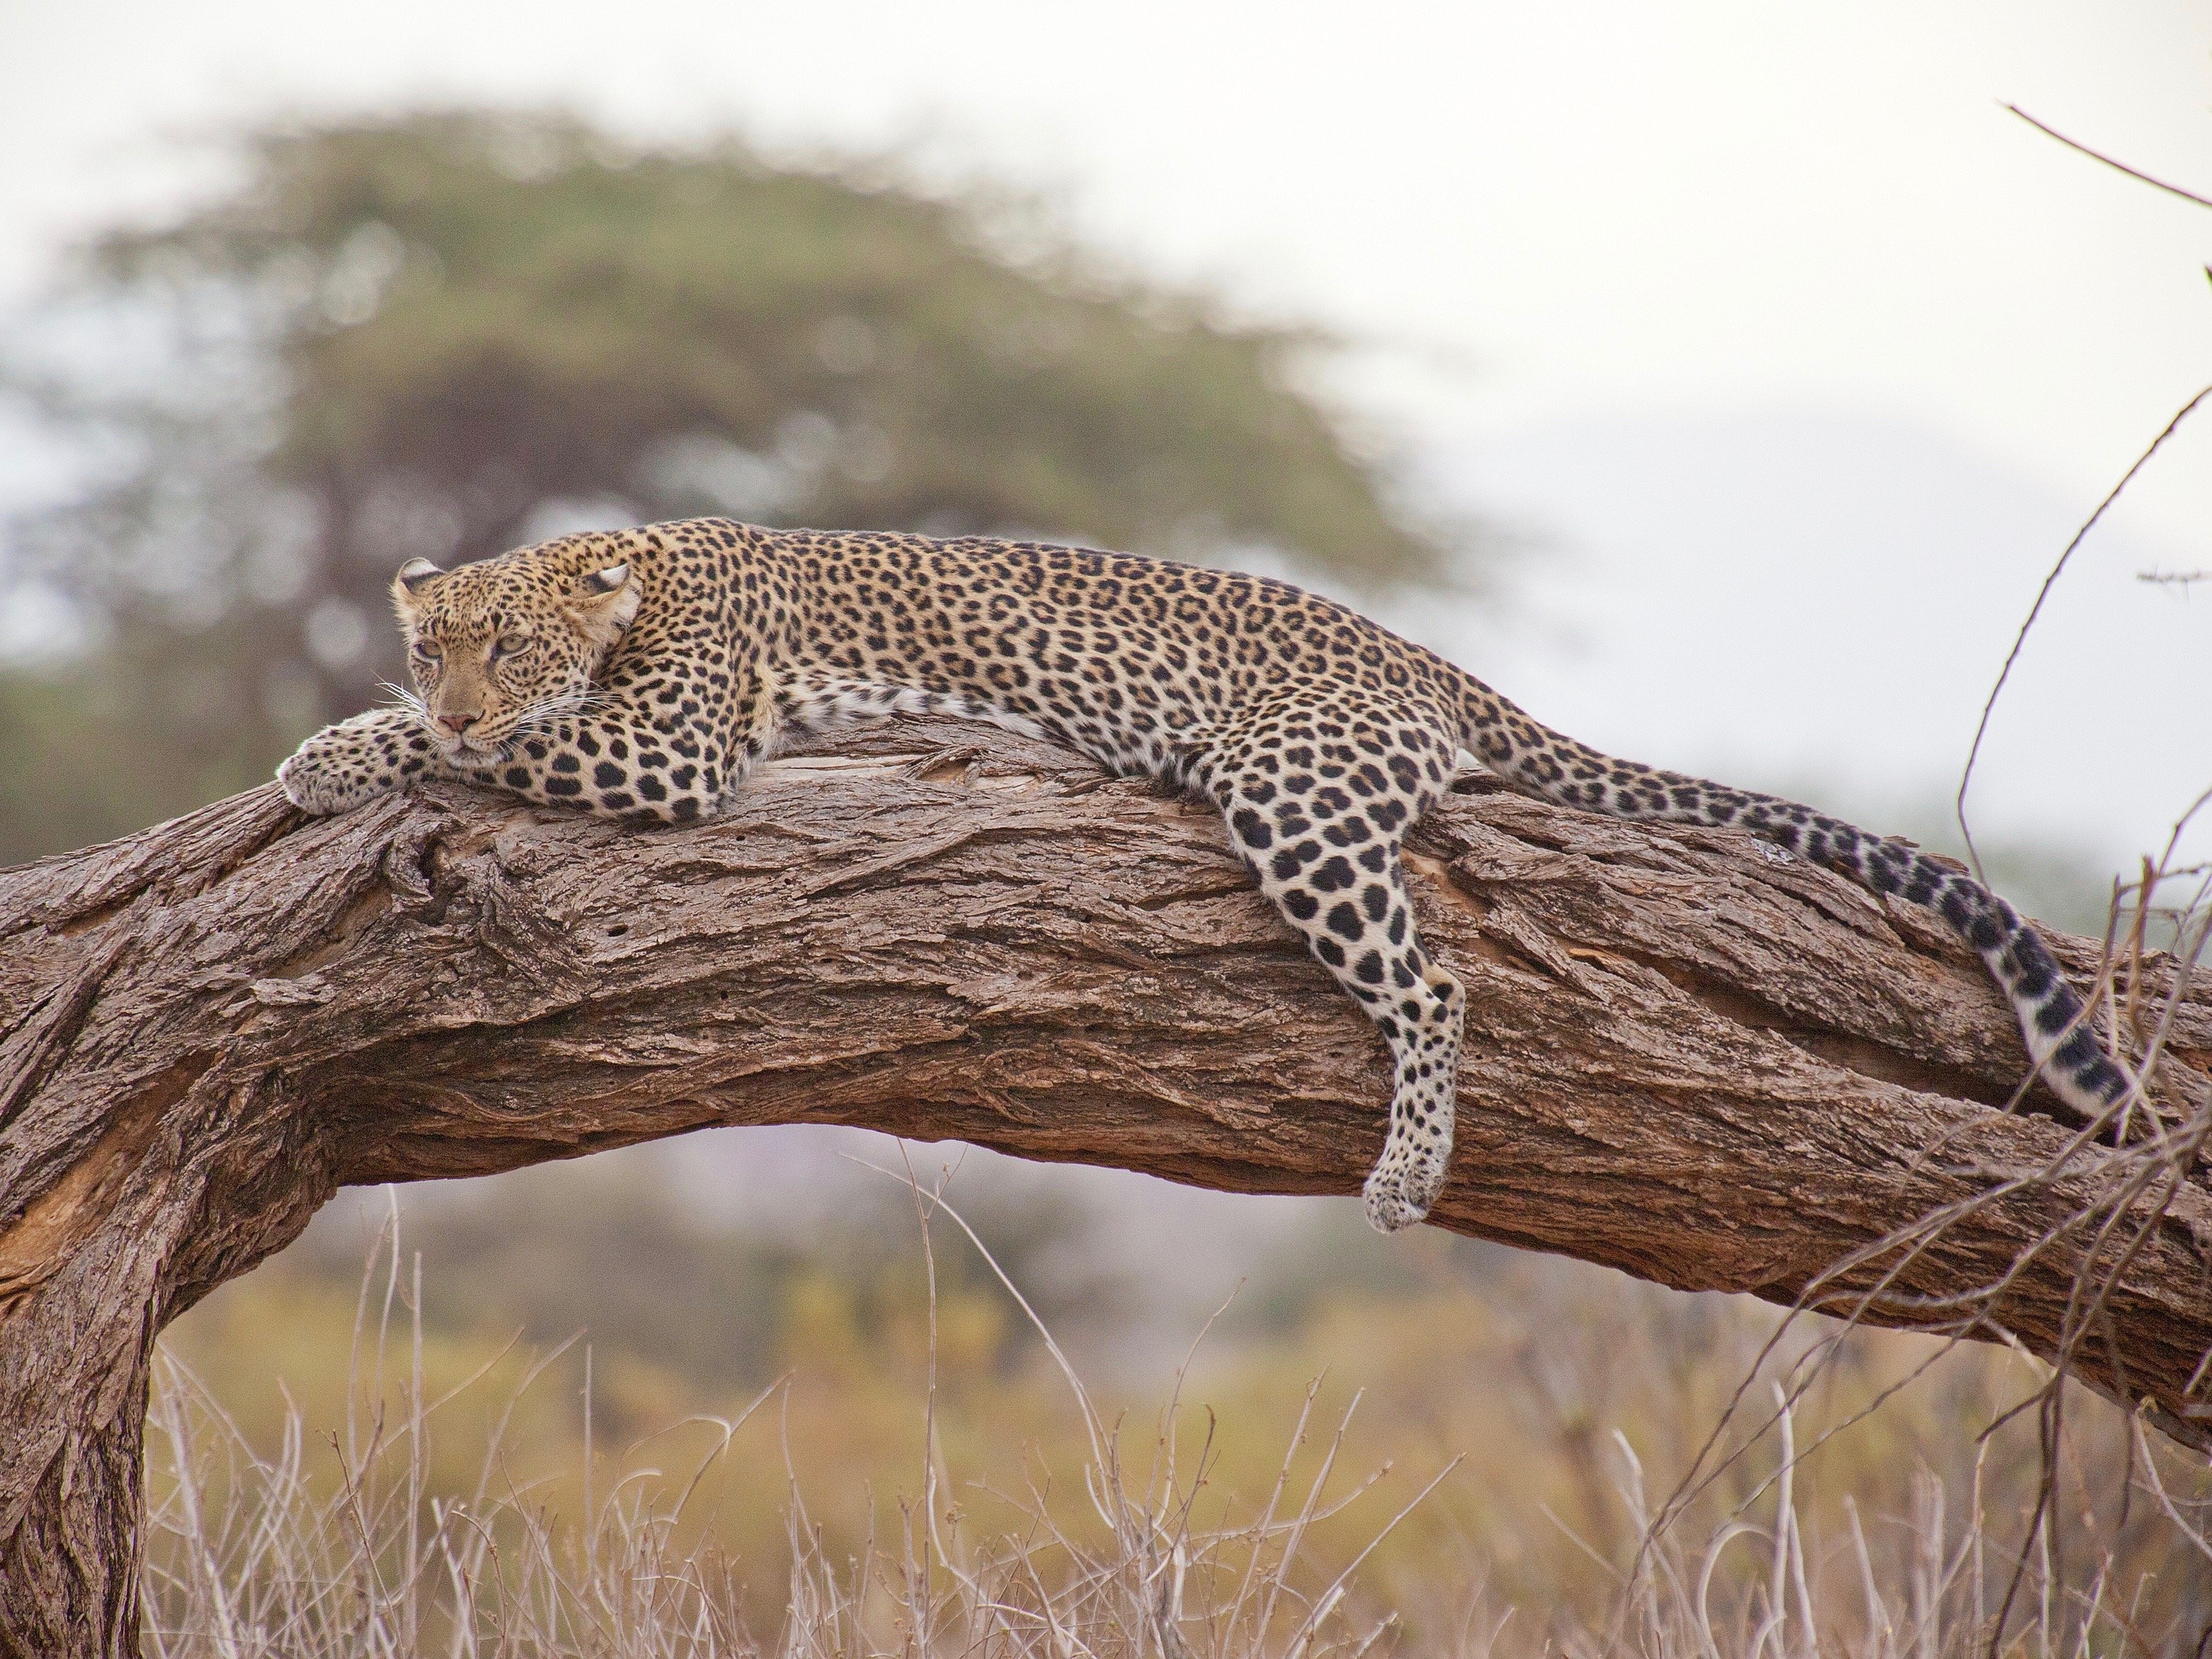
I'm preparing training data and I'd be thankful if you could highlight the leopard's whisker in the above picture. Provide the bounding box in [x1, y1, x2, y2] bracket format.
[377, 681, 433, 726]
[509, 683, 607, 738]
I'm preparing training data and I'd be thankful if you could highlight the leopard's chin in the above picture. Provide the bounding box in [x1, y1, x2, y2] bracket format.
[440, 736, 513, 769]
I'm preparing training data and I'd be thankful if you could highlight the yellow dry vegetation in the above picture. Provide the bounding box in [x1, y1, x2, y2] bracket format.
[148, 1176, 2212, 1656]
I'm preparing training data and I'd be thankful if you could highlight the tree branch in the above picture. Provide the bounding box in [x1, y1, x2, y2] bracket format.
[2, 718, 2208, 1655]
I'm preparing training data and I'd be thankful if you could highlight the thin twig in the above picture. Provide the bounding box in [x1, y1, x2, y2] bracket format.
[2005, 105, 2212, 212]
[1956, 384, 2212, 874]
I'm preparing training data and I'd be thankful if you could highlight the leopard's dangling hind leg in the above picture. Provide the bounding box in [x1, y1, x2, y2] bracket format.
[1205, 697, 1465, 1231]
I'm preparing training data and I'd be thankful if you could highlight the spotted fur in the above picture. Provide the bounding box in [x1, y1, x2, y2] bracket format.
[279, 518, 2137, 1230]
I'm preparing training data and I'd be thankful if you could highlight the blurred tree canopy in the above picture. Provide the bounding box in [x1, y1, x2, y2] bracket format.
[0, 110, 1481, 863]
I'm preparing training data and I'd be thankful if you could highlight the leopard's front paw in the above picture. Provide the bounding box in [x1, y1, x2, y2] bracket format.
[278, 709, 441, 815]
[278, 717, 422, 814]
[277, 747, 381, 815]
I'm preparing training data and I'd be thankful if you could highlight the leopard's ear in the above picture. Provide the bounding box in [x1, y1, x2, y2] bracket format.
[391, 558, 444, 622]
[566, 562, 642, 650]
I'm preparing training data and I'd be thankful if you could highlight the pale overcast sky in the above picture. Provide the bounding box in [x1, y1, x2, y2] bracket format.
[2, 0, 2207, 875]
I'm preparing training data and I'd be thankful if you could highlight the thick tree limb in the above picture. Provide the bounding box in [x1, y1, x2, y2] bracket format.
[1, 719, 2208, 1655]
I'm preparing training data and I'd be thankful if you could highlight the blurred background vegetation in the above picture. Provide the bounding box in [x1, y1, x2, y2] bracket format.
[8, 108, 2201, 1653]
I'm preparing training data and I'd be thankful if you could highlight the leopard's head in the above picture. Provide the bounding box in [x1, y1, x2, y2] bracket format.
[390, 535, 643, 766]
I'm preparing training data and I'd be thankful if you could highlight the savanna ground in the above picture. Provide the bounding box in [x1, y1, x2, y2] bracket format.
[144, 1135, 2212, 1657]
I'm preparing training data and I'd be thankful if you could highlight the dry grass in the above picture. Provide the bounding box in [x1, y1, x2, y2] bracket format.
[143, 1169, 2212, 1659]
[142, 1189, 1448, 1659]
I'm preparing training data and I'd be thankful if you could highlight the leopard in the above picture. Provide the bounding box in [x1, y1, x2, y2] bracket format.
[278, 516, 2138, 1231]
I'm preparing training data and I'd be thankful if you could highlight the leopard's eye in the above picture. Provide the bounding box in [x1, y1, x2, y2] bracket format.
[413, 640, 443, 662]
[493, 631, 532, 659]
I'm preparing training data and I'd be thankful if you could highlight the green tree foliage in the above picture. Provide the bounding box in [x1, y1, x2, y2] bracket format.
[1, 111, 1477, 862]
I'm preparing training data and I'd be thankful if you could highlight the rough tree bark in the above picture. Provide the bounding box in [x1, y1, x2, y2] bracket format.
[1, 718, 2208, 1655]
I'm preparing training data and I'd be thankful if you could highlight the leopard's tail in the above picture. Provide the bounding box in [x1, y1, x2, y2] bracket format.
[1452, 669, 2135, 1122]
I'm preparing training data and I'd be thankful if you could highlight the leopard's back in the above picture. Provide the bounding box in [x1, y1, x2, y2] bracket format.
[739, 525, 1467, 782]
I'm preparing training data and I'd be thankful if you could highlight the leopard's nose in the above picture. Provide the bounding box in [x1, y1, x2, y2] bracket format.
[438, 712, 478, 736]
